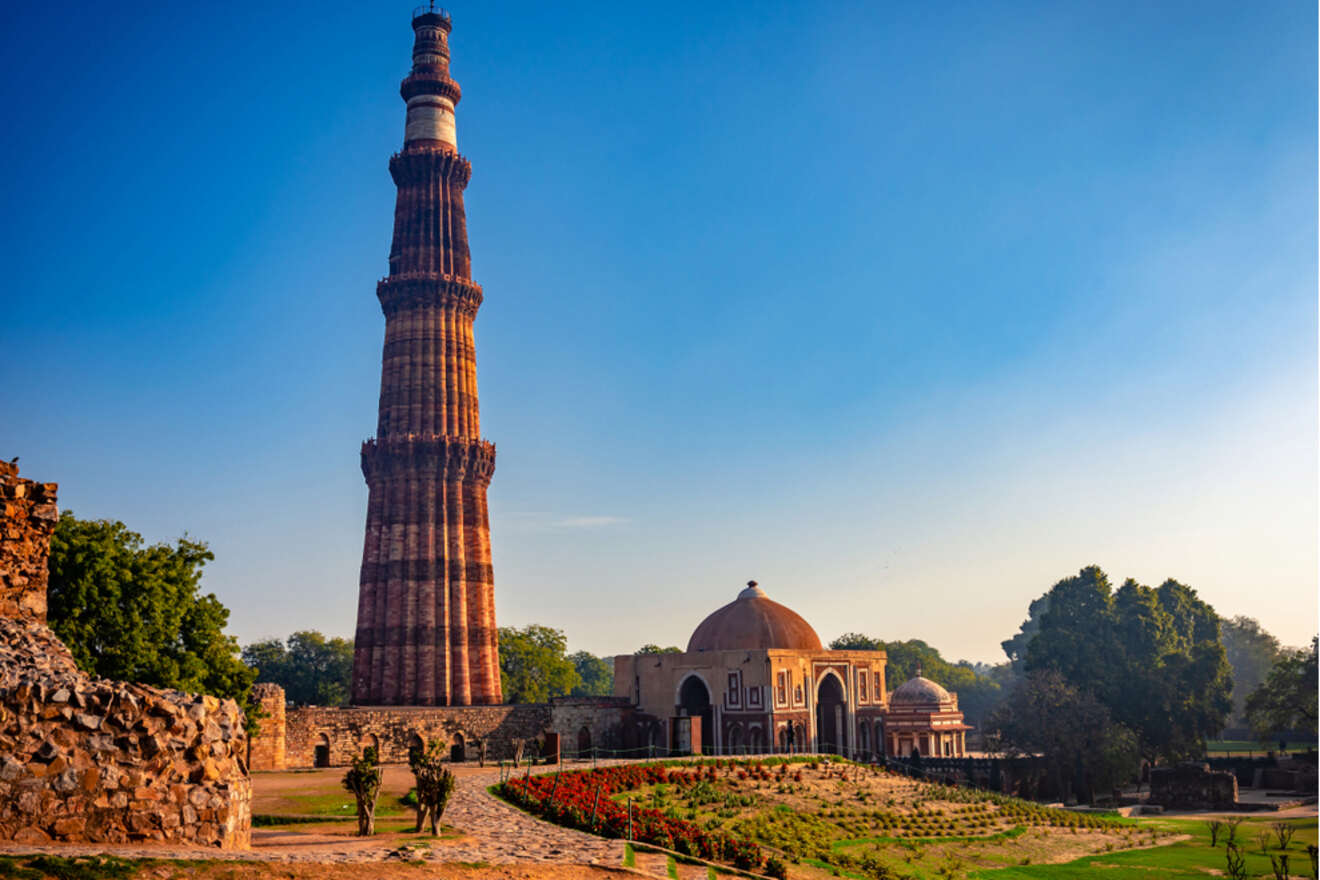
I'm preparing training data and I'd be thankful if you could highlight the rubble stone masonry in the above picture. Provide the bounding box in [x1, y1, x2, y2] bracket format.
[0, 460, 57, 623]
[0, 461, 251, 848]
[248, 689, 638, 769]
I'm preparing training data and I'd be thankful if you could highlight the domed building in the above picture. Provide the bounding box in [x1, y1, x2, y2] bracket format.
[614, 582, 891, 757]
[883, 668, 971, 758]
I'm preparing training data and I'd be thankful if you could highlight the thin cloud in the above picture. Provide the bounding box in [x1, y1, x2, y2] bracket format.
[551, 515, 629, 529]
[502, 512, 630, 532]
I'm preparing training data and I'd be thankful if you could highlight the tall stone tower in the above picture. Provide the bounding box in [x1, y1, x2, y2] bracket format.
[352, 6, 501, 706]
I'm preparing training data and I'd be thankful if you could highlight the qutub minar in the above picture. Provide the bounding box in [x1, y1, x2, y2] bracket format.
[351, 5, 501, 706]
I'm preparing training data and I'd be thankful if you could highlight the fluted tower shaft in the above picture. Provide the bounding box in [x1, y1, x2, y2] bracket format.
[352, 8, 501, 706]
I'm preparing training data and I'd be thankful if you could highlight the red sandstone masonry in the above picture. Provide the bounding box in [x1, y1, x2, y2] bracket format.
[352, 10, 501, 707]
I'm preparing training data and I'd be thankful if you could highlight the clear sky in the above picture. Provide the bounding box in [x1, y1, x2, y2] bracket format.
[3, 1, 1315, 664]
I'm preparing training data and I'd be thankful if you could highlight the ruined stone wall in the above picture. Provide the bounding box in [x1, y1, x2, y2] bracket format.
[248, 683, 286, 771]
[0, 461, 58, 623]
[253, 695, 649, 768]
[275, 702, 553, 767]
[1149, 762, 1239, 810]
[0, 461, 250, 848]
[549, 696, 633, 755]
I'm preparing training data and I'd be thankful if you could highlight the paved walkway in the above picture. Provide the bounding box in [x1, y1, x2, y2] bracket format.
[0, 762, 633, 869]
[421, 764, 624, 866]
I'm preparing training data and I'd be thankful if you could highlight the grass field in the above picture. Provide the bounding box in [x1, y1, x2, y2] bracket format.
[971, 815, 1317, 879]
[1205, 738, 1319, 755]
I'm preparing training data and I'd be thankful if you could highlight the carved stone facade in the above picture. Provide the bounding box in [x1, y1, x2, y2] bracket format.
[616, 584, 891, 758]
[0, 461, 250, 848]
[352, 6, 501, 707]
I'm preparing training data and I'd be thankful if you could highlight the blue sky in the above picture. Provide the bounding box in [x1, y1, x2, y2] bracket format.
[2, 1, 1315, 663]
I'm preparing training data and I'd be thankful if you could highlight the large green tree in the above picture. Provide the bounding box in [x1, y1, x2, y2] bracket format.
[1219, 616, 1282, 727]
[497, 624, 579, 703]
[568, 650, 614, 697]
[47, 512, 256, 709]
[1244, 637, 1318, 741]
[636, 644, 682, 654]
[989, 669, 1139, 804]
[1023, 565, 1232, 763]
[1001, 594, 1050, 674]
[242, 630, 354, 706]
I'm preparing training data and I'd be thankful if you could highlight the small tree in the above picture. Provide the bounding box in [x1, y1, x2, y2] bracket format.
[409, 738, 458, 835]
[341, 747, 383, 836]
[1224, 842, 1247, 880]
[1224, 817, 1244, 847]
[1206, 819, 1224, 847]
[1269, 853, 1290, 880]
[1273, 821, 1296, 851]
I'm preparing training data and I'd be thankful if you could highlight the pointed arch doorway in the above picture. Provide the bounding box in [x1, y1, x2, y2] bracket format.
[678, 675, 714, 754]
[816, 673, 846, 755]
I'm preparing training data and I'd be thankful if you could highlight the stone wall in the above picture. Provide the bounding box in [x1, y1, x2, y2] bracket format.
[0, 460, 58, 623]
[248, 683, 286, 771]
[277, 702, 553, 767]
[251, 693, 649, 768]
[0, 461, 251, 848]
[1149, 762, 1239, 810]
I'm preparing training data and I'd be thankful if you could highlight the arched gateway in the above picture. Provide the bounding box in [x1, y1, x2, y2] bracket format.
[816, 674, 846, 754]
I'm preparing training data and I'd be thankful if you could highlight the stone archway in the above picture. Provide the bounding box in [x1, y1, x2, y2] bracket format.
[361, 733, 379, 758]
[816, 674, 845, 755]
[451, 732, 466, 762]
[749, 725, 765, 754]
[678, 675, 714, 754]
[314, 733, 331, 768]
[578, 726, 592, 756]
[727, 724, 742, 755]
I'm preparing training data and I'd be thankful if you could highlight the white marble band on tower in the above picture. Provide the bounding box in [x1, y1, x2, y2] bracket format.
[404, 94, 457, 147]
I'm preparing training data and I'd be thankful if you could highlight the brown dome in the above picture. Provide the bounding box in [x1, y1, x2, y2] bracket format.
[686, 582, 823, 653]
[890, 674, 952, 706]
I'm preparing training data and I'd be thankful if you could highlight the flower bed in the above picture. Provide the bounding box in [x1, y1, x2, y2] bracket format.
[496, 760, 764, 870]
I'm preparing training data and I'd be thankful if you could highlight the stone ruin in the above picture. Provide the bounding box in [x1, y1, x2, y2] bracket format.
[0, 460, 251, 848]
[1149, 761, 1239, 811]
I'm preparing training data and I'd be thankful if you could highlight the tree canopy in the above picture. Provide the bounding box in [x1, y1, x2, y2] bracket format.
[498, 624, 579, 702]
[1023, 565, 1232, 762]
[1219, 616, 1282, 727]
[46, 512, 256, 714]
[989, 669, 1138, 804]
[636, 644, 683, 655]
[242, 630, 354, 706]
[827, 634, 1008, 728]
[47, 512, 254, 699]
[569, 650, 614, 697]
[1245, 637, 1318, 741]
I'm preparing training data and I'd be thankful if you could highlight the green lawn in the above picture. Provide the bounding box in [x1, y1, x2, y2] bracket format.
[972, 816, 1317, 879]
[1205, 738, 1318, 754]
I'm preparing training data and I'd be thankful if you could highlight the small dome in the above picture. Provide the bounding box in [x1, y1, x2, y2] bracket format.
[686, 581, 823, 653]
[890, 673, 952, 706]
